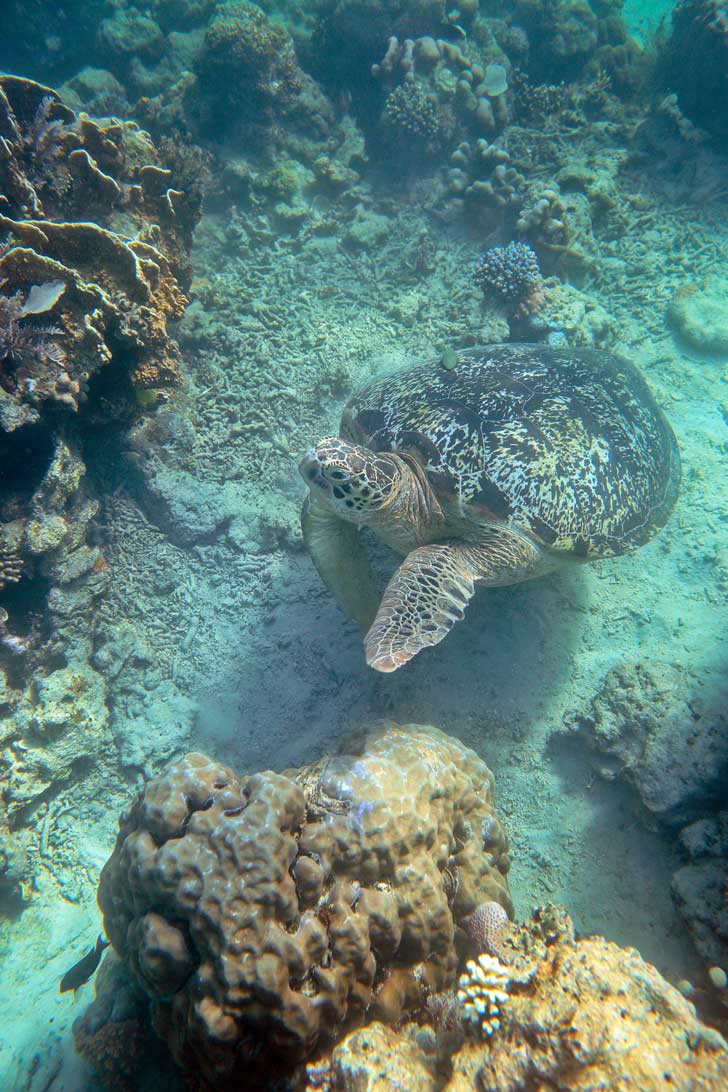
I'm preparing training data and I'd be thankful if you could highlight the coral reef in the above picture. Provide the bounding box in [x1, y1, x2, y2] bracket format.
[456, 952, 510, 1038]
[0, 73, 198, 647]
[97, 723, 511, 1088]
[195, 1, 301, 123]
[0, 74, 199, 916]
[370, 31, 512, 160]
[0, 662, 112, 820]
[512, 0, 599, 80]
[306, 906, 728, 1091]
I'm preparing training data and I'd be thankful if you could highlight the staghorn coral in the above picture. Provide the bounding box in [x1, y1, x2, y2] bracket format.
[96, 723, 511, 1089]
[456, 953, 510, 1038]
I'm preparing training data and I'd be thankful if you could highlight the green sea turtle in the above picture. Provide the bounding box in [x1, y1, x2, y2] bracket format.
[299, 344, 680, 673]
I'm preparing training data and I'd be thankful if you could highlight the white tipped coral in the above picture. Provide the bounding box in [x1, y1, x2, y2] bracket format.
[457, 952, 510, 1038]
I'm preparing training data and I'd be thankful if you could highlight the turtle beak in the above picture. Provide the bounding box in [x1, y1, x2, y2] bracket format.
[299, 451, 326, 489]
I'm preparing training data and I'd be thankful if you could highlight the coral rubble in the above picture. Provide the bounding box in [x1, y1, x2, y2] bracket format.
[96, 723, 511, 1088]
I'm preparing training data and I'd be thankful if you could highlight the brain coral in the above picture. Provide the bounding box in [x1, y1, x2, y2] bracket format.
[98, 722, 511, 1089]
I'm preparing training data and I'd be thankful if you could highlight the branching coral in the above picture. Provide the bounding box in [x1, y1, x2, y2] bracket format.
[457, 952, 511, 1037]
[473, 242, 542, 307]
[381, 83, 442, 148]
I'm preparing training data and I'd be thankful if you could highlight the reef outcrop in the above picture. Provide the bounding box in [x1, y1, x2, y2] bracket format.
[307, 906, 728, 1091]
[0, 74, 198, 654]
[97, 722, 512, 1089]
[0, 74, 200, 893]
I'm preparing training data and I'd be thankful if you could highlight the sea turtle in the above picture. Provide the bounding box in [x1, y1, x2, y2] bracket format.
[299, 344, 680, 673]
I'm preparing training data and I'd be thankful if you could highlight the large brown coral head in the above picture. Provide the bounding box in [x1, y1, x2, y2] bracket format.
[98, 724, 512, 1090]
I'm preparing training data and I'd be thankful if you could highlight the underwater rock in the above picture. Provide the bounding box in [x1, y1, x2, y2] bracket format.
[668, 280, 728, 357]
[672, 858, 728, 972]
[673, 813, 728, 973]
[97, 723, 511, 1088]
[534, 280, 615, 346]
[563, 661, 728, 827]
[660, 0, 728, 143]
[0, 661, 111, 819]
[309, 905, 728, 1090]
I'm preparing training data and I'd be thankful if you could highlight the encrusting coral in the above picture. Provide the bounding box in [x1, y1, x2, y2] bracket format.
[96, 722, 512, 1089]
[307, 906, 728, 1091]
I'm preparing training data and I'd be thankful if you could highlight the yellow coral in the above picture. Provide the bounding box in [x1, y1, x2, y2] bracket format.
[457, 952, 510, 1037]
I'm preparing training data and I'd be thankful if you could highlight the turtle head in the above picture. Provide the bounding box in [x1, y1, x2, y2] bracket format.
[299, 438, 400, 521]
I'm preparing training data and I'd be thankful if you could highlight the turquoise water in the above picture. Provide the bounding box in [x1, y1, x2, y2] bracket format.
[1, 1, 727, 1088]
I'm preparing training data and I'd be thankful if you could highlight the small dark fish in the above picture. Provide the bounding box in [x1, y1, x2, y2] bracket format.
[59, 934, 109, 993]
[439, 347, 458, 371]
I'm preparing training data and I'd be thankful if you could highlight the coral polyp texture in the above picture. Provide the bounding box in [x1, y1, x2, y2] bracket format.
[308, 907, 728, 1092]
[464, 899, 510, 958]
[457, 952, 510, 1038]
[473, 242, 542, 305]
[97, 722, 512, 1089]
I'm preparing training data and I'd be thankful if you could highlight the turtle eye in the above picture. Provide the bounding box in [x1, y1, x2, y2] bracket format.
[325, 468, 349, 482]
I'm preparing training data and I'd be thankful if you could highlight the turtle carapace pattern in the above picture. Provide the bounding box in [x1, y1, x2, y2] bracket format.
[300, 344, 680, 673]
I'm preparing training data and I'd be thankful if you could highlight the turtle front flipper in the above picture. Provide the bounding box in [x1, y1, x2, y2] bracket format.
[365, 533, 545, 673]
[301, 496, 381, 632]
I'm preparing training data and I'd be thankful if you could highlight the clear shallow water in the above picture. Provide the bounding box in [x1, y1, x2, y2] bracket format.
[0, 1, 727, 1088]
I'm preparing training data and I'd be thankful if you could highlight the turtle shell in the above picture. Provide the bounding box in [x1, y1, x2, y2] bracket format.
[341, 344, 680, 558]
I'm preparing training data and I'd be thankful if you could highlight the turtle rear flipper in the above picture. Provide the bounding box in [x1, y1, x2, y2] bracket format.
[301, 495, 381, 632]
[365, 533, 545, 673]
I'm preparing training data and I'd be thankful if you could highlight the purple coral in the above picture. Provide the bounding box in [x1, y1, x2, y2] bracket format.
[465, 900, 510, 959]
[473, 241, 541, 303]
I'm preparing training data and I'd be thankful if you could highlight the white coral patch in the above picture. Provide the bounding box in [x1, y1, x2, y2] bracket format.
[457, 952, 510, 1038]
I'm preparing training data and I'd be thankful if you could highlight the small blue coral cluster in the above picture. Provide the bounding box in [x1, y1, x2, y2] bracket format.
[473, 242, 541, 304]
